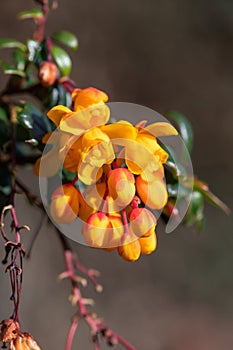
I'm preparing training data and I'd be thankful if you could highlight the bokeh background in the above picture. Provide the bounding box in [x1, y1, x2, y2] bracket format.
[0, 1, 233, 349]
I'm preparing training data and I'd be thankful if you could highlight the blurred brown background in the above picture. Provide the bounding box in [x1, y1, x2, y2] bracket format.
[0, 1, 233, 349]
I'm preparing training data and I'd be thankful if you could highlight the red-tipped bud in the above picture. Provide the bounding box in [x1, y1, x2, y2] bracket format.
[82, 212, 111, 248]
[50, 184, 79, 224]
[128, 207, 156, 237]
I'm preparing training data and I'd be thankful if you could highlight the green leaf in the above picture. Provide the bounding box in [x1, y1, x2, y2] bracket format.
[17, 111, 33, 130]
[13, 48, 26, 71]
[51, 31, 78, 51]
[184, 190, 204, 231]
[17, 9, 43, 20]
[0, 60, 26, 77]
[51, 45, 72, 76]
[0, 107, 8, 123]
[165, 110, 194, 154]
[0, 38, 27, 52]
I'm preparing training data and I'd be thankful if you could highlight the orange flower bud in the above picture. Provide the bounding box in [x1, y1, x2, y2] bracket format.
[0, 319, 20, 343]
[139, 231, 157, 255]
[38, 61, 58, 87]
[72, 87, 108, 111]
[105, 215, 124, 250]
[82, 212, 111, 248]
[50, 184, 79, 224]
[136, 175, 168, 209]
[118, 235, 141, 262]
[128, 207, 156, 237]
[108, 168, 135, 208]
[10, 333, 41, 350]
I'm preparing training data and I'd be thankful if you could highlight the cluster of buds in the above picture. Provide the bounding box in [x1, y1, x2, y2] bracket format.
[35, 87, 177, 261]
[0, 319, 41, 350]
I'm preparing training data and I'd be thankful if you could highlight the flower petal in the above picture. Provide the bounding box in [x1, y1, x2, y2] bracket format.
[60, 105, 110, 135]
[47, 105, 72, 126]
[72, 87, 108, 110]
[144, 122, 178, 137]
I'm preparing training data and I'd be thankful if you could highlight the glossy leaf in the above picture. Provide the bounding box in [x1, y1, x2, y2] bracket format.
[51, 45, 72, 76]
[17, 102, 51, 143]
[51, 31, 78, 51]
[17, 112, 33, 130]
[0, 38, 26, 52]
[165, 110, 194, 154]
[17, 9, 43, 20]
[27, 39, 48, 64]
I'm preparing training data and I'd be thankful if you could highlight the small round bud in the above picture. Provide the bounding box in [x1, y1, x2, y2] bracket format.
[38, 61, 58, 87]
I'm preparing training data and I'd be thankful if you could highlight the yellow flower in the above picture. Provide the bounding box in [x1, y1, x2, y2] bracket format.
[50, 184, 79, 224]
[34, 87, 110, 177]
[78, 127, 115, 185]
[101, 120, 177, 182]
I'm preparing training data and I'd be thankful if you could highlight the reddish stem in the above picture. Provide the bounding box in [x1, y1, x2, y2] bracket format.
[65, 314, 79, 350]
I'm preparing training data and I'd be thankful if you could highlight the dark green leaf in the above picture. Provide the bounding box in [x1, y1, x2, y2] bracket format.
[27, 39, 48, 64]
[0, 107, 9, 123]
[0, 38, 26, 52]
[52, 45, 72, 76]
[17, 112, 33, 130]
[165, 110, 194, 154]
[51, 31, 78, 51]
[13, 48, 26, 71]
[17, 102, 51, 144]
[17, 9, 43, 20]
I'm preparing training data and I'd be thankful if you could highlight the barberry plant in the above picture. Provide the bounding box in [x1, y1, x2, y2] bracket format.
[0, 1, 229, 349]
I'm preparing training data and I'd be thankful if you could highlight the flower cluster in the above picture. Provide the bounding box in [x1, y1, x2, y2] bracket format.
[0, 319, 41, 350]
[35, 87, 177, 261]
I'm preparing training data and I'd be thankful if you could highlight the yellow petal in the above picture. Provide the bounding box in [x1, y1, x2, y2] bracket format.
[60, 104, 110, 135]
[100, 121, 137, 141]
[47, 105, 72, 126]
[78, 162, 103, 185]
[144, 122, 178, 137]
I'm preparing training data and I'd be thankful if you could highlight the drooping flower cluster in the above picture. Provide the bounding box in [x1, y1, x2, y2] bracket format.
[35, 87, 177, 261]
